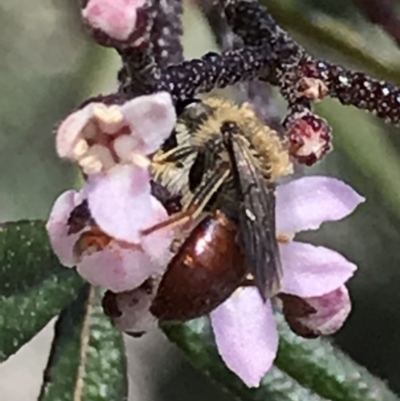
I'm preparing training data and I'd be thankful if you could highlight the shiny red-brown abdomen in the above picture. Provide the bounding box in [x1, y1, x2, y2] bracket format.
[151, 211, 248, 321]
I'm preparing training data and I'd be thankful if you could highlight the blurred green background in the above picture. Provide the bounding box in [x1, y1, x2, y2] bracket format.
[2, 0, 400, 399]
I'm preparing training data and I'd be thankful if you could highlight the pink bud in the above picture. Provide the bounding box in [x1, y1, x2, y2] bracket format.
[287, 114, 332, 166]
[280, 286, 352, 338]
[82, 0, 147, 46]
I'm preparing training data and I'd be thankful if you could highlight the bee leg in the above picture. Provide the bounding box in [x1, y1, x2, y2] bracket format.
[152, 145, 195, 164]
[141, 163, 230, 236]
[141, 208, 195, 235]
[185, 163, 230, 219]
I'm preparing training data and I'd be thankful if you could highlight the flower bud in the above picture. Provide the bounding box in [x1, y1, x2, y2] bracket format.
[280, 286, 352, 338]
[286, 113, 332, 166]
[81, 0, 149, 47]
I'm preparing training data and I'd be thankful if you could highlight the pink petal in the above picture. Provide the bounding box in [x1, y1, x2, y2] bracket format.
[210, 288, 278, 387]
[82, 0, 145, 41]
[140, 196, 174, 266]
[56, 104, 93, 159]
[46, 190, 82, 267]
[87, 164, 153, 243]
[276, 176, 365, 234]
[77, 243, 160, 292]
[280, 241, 356, 298]
[281, 286, 351, 338]
[122, 92, 176, 154]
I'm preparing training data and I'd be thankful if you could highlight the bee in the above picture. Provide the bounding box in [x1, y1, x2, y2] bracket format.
[145, 98, 292, 318]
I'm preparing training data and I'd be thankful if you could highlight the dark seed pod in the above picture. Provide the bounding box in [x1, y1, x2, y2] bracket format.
[150, 210, 248, 321]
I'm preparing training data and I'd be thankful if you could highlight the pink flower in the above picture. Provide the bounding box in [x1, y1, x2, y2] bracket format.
[209, 176, 364, 387]
[48, 92, 176, 292]
[82, 0, 146, 43]
[46, 167, 173, 292]
[56, 92, 176, 175]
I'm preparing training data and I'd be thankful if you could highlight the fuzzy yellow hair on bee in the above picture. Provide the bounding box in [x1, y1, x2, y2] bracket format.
[175, 97, 292, 181]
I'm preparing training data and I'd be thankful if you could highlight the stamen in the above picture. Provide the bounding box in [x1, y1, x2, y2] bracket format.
[78, 144, 115, 174]
[72, 138, 89, 159]
[94, 104, 125, 134]
[79, 155, 103, 175]
[92, 103, 109, 119]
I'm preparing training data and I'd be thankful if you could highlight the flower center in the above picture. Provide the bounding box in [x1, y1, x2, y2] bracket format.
[70, 104, 145, 174]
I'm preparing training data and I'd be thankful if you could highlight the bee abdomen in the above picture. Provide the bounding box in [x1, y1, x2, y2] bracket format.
[150, 211, 248, 321]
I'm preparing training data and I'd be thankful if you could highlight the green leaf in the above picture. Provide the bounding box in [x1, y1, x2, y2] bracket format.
[0, 219, 84, 362]
[0, 220, 62, 297]
[0, 267, 83, 362]
[162, 318, 325, 401]
[162, 318, 400, 401]
[275, 317, 399, 401]
[39, 286, 128, 401]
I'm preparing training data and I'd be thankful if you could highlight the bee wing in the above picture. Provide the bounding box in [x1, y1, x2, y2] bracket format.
[227, 135, 282, 300]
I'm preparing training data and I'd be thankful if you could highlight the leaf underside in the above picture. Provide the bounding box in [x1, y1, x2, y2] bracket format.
[38, 285, 128, 401]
